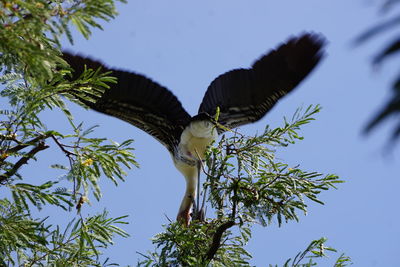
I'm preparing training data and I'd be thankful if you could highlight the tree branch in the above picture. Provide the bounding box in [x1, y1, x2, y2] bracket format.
[1, 134, 52, 163]
[205, 220, 235, 261]
[0, 141, 49, 184]
[50, 135, 77, 156]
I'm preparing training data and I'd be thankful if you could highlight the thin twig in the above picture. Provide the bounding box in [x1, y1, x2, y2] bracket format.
[163, 213, 173, 223]
[0, 142, 49, 184]
[231, 180, 238, 220]
[51, 135, 77, 156]
[260, 174, 283, 191]
[201, 155, 215, 212]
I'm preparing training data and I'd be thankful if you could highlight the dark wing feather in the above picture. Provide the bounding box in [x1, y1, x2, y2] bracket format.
[198, 33, 325, 132]
[63, 52, 191, 153]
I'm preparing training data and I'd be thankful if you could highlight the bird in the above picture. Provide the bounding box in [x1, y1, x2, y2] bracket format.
[62, 33, 325, 225]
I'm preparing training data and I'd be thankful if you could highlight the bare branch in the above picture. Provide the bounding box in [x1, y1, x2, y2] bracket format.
[50, 135, 77, 156]
[0, 142, 49, 184]
[205, 220, 235, 261]
[1, 134, 51, 163]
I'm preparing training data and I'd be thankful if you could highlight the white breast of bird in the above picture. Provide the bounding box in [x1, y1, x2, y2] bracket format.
[179, 120, 218, 160]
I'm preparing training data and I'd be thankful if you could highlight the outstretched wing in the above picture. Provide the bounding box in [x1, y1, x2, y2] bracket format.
[63, 52, 191, 153]
[198, 33, 325, 132]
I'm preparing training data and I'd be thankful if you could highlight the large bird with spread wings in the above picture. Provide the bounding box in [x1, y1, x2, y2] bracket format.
[63, 33, 325, 225]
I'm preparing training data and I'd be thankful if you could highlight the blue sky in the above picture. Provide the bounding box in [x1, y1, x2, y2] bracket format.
[55, 0, 400, 265]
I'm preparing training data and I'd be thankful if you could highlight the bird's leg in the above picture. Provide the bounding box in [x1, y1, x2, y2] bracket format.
[191, 160, 206, 222]
[196, 160, 201, 217]
[177, 197, 193, 226]
[199, 156, 210, 222]
[176, 168, 198, 226]
[199, 181, 207, 222]
[191, 195, 197, 220]
[177, 191, 196, 226]
[197, 160, 206, 222]
[200, 156, 212, 217]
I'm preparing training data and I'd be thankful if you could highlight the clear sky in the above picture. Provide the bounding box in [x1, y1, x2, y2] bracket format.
[55, 0, 400, 266]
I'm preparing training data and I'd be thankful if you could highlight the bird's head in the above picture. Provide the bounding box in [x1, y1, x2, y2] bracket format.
[189, 113, 218, 139]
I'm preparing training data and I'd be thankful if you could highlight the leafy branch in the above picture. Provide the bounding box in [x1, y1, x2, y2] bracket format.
[0, 1, 136, 265]
[138, 106, 347, 266]
[271, 237, 352, 267]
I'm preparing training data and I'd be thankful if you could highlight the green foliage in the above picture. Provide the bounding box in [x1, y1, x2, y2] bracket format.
[10, 181, 73, 212]
[0, 0, 136, 265]
[205, 105, 341, 227]
[138, 220, 251, 267]
[0, 0, 125, 82]
[0, 204, 129, 266]
[138, 107, 349, 267]
[276, 238, 352, 267]
[0, 198, 48, 266]
[58, 123, 138, 201]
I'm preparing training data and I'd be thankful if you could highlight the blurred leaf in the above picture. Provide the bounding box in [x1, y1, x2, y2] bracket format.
[373, 38, 400, 64]
[357, 2, 400, 142]
[355, 15, 400, 44]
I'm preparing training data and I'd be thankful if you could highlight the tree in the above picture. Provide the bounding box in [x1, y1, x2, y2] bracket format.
[0, 1, 350, 266]
[0, 1, 137, 265]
